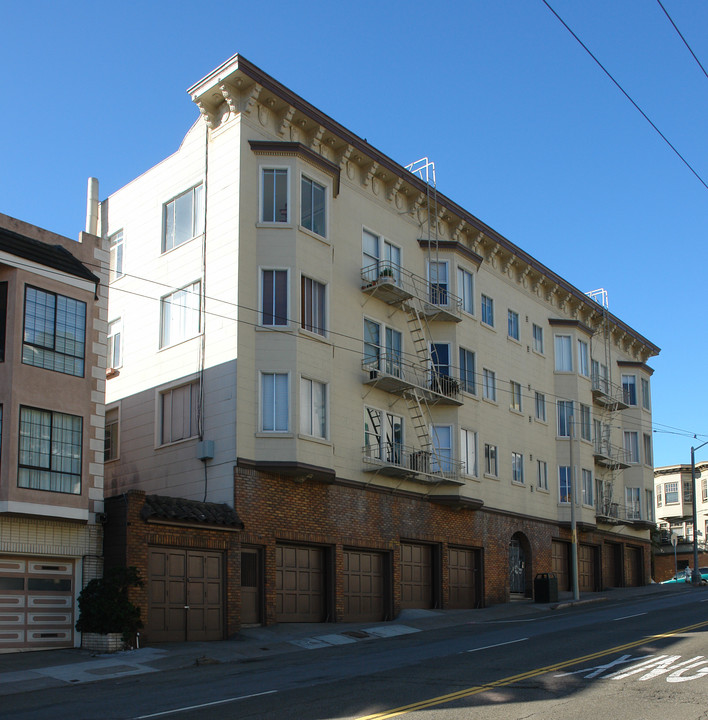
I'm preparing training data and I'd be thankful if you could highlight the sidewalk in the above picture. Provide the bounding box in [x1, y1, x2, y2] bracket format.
[0, 583, 695, 696]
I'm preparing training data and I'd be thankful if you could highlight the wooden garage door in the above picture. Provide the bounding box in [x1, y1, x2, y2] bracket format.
[578, 544, 597, 592]
[276, 545, 325, 622]
[343, 550, 385, 622]
[0, 557, 74, 650]
[148, 548, 223, 642]
[625, 546, 642, 587]
[400, 543, 433, 609]
[552, 541, 570, 591]
[448, 547, 480, 609]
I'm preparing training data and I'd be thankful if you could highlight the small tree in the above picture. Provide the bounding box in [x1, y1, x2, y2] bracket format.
[76, 566, 143, 642]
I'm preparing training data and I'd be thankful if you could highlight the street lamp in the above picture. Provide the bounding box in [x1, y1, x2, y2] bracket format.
[690, 440, 708, 585]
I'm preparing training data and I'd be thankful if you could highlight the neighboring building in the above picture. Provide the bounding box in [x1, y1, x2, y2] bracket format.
[101, 54, 660, 642]
[0, 213, 108, 650]
[654, 462, 708, 581]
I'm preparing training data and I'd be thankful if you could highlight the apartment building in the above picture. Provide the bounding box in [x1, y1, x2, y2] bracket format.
[101, 54, 659, 641]
[0, 213, 107, 650]
[654, 462, 708, 581]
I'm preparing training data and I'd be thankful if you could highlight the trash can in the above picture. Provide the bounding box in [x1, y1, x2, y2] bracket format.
[534, 572, 558, 603]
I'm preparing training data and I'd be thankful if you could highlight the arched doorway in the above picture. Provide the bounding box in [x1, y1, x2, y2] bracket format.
[509, 533, 532, 597]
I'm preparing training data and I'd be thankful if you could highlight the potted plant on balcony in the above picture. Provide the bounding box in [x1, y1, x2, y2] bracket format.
[377, 266, 395, 283]
[75, 566, 143, 653]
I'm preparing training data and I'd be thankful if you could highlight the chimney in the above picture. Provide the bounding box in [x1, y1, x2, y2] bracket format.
[86, 177, 99, 235]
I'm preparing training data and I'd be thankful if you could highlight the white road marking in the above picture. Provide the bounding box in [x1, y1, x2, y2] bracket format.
[462, 637, 528, 653]
[134, 690, 278, 718]
[612, 612, 648, 621]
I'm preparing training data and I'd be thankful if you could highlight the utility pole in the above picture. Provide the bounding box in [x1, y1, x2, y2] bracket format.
[690, 440, 708, 585]
[569, 412, 580, 601]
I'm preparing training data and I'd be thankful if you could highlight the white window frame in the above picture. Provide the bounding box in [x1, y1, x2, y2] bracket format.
[300, 174, 327, 237]
[622, 374, 637, 406]
[428, 260, 450, 306]
[107, 318, 122, 369]
[643, 433, 653, 466]
[554, 335, 572, 372]
[460, 428, 478, 477]
[577, 339, 590, 377]
[160, 281, 201, 349]
[457, 267, 474, 315]
[459, 347, 476, 395]
[481, 294, 494, 327]
[579, 404, 591, 442]
[510, 380, 522, 412]
[557, 400, 573, 437]
[260, 166, 290, 223]
[109, 230, 124, 283]
[431, 424, 453, 473]
[162, 184, 204, 253]
[582, 469, 593, 506]
[535, 391, 546, 422]
[260, 268, 289, 327]
[641, 377, 651, 410]
[483, 368, 496, 402]
[532, 323, 544, 354]
[664, 481, 679, 504]
[300, 377, 327, 439]
[507, 310, 520, 341]
[559, 466, 571, 504]
[484, 443, 498, 477]
[301, 275, 327, 337]
[512, 452, 524, 485]
[625, 487, 641, 520]
[623, 431, 639, 464]
[537, 459, 548, 490]
[260, 372, 289, 433]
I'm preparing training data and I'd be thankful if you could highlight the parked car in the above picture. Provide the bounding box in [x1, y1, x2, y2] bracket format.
[662, 568, 691, 584]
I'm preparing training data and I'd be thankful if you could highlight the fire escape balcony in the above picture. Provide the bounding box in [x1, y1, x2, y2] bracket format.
[362, 442, 464, 485]
[361, 262, 462, 322]
[595, 500, 654, 528]
[362, 354, 463, 405]
[593, 440, 631, 469]
[591, 374, 629, 410]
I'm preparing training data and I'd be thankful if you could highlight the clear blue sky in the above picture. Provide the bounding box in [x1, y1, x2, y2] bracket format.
[2, 0, 707, 467]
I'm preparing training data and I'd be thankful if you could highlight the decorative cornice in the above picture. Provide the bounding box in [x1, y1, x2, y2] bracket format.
[548, 317, 593, 336]
[617, 360, 655, 375]
[249, 140, 341, 196]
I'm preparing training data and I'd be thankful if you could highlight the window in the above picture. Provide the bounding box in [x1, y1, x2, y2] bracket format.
[461, 428, 477, 476]
[104, 407, 119, 462]
[160, 281, 201, 348]
[554, 335, 572, 372]
[459, 347, 476, 394]
[457, 268, 474, 314]
[592, 360, 609, 393]
[683, 480, 692, 502]
[559, 466, 571, 504]
[109, 230, 124, 283]
[261, 373, 289, 432]
[657, 485, 662, 507]
[160, 381, 199, 444]
[429, 261, 449, 305]
[301, 176, 326, 237]
[163, 184, 204, 252]
[512, 452, 524, 484]
[430, 343, 450, 378]
[622, 374, 637, 406]
[665, 481, 679, 504]
[582, 469, 593, 505]
[261, 270, 288, 326]
[384, 327, 402, 377]
[646, 490, 654, 523]
[362, 231, 401, 282]
[363, 319, 384, 372]
[641, 377, 651, 410]
[484, 443, 498, 476]
[483, 368, 496, 401]
[0, 282, 6, 362]
[579, 404, 591, 441]
[107, 319, 122, 369]
[643, 433, 653, 465]
[18, 407, 82, 494]
[577, 340, 589, 377]
[626, 487, 640, 520]
[300, 378, 326, 439]
[364, 408, 402, 464]
[535, 392, 546, 421]
[557, 400, 573, 437]
[507, 310, 519, 340]
[23, 287, 86, 377]
[301, 276, 326, 336]
[532, 323, 544, 354]
[481, 294, 494, 327]
[261, 168, 288, 222]
[703, 478, 707, 502]
[510, 381, 522, 411]
[431, 425, 452, 473]
[537, 460, 548, 490]
[623, 431, 639, 463]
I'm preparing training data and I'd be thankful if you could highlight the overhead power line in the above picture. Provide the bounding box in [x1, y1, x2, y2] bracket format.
[541, 0, 708, 191]
[656, 0, 708, 82]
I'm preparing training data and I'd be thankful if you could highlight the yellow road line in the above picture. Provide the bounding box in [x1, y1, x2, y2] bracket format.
[355, 620, 708, 720]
